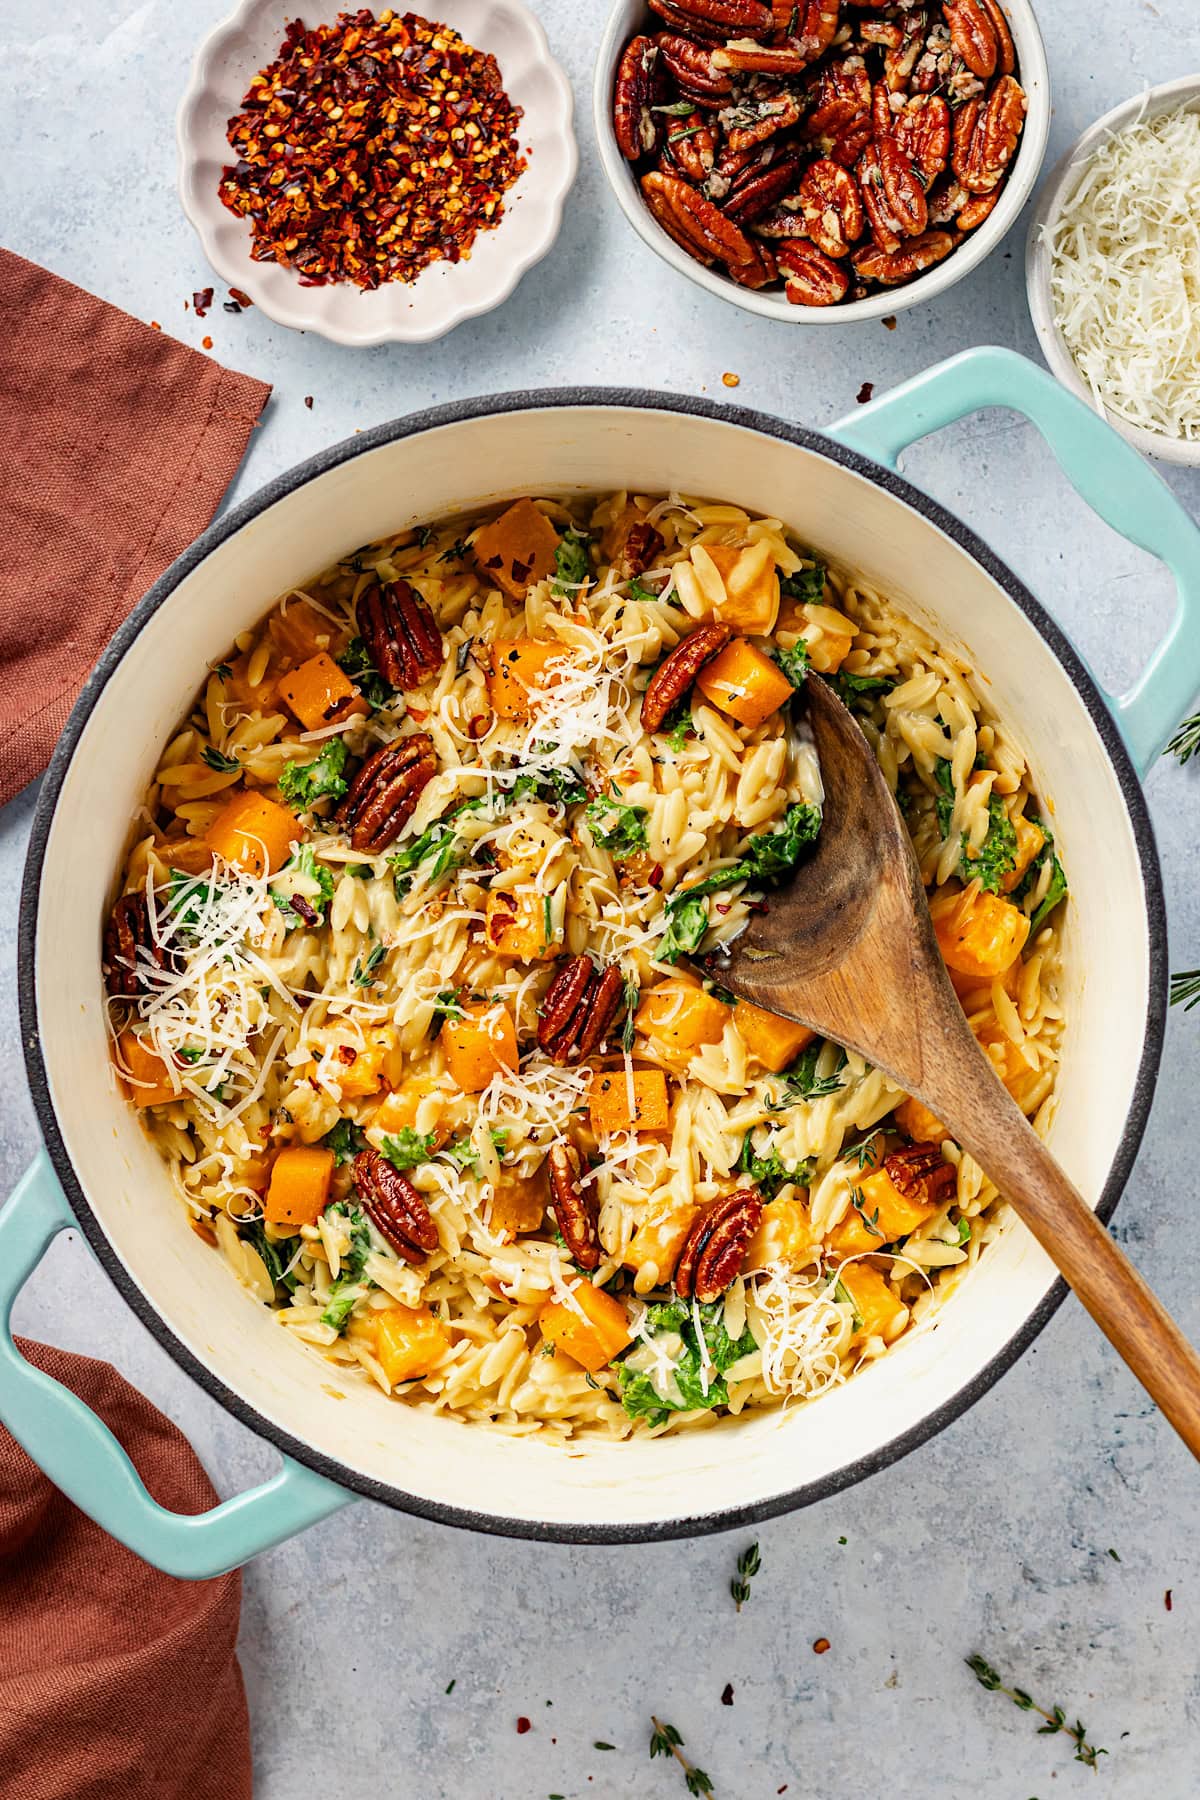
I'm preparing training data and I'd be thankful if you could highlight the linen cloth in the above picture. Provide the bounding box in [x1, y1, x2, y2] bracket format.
[0, 248, 271, 805]
[0, 1337, 252, 1799]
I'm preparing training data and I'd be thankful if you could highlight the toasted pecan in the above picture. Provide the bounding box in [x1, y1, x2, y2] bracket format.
[358, 578, 444, 691]
[103, 890, 176, 998]
[674, 1190, 763, 1303]
[883, 1142, 956, 1207]
[336, 732, 437, 853]
[548, 1143, 602, 1270]
[537, 957, 627, 1064]
[354, 1147, 440, 1264]
[640, 621, 733, 732]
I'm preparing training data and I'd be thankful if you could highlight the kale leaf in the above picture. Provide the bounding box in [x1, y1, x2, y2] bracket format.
[242, 1222, 299, 1295]
[962, 795, 1017, 894]
[586, 797, 649, 857]
[774, 640, 811, 690]
[270, 844, 334, 927]
[323, 1118, 367, 1167]
[658, 892, 711, 965]
[736, 1131, 815, 1199]
[617, 1298, 755, 1426]
[1029, 854, 1068, 934]
[337, 637, 394, 710]
[666, 711, 695, 752]
[278, 736, 349, 811]
[934, 758, 956, 838]
[320, 1201, 373, 1332]
[656, 804, 823, 964]
[781, 563, 826, 607]
[552, 526, 591, 595]
[381, 1128, 439, 1170]
[831, 669, 897, 711]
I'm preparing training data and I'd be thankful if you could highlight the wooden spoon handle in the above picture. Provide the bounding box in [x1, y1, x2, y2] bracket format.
[924, 1043, 1200, 1458]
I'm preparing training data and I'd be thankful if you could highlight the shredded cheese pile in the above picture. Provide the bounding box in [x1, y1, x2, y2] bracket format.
[1049, 105, 1200, 441]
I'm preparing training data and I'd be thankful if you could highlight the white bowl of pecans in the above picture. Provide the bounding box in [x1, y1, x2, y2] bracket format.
[594, 0, 1050, 322]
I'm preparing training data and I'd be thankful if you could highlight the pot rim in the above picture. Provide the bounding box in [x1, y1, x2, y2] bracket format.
[17, 386, 1168, 1544]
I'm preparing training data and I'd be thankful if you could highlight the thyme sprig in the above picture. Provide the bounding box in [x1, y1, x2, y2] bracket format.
[1169, 969, 1200, 1011]
[965, 1654, 1108, 1770]
[730, 1541, 761, 1611]
[1165, 710, 1200, 764]
[650, 1718, 715, 1796]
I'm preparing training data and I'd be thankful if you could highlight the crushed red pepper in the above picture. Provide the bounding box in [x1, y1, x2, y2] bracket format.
[216, 7, 527, 291]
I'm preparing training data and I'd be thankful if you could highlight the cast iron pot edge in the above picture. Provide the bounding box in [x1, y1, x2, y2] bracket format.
[16, 386, 1170, 1545]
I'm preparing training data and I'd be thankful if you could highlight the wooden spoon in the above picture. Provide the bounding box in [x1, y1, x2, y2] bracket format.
[700, 675, 1200, 1455]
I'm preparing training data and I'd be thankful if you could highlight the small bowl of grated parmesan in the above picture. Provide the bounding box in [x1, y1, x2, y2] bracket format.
[1027, 78, 1200, 464]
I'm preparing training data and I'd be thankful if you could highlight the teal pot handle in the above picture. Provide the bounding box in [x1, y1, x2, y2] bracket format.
[0, 1152, 354, 1579]
[830, 345, 1200, 778]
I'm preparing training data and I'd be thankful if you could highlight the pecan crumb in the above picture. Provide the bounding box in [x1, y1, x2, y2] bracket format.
[883, 315, 898, 330]
[722, 371, 740, 387]
[721, 1682, 734, 1705]
[516, 1716, 531, 1734]
[1166, 1589, 1174, 1611]
[856, 381, 875, 404]
[304, 395, 314, 409]
[813, 1637, 831, 1654]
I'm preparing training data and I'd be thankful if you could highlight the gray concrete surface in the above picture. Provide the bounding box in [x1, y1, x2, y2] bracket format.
[3, 2, 1200, 1794]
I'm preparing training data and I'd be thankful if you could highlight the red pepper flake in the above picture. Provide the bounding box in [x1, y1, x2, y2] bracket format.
[193, 287, 214, 318]
[229, 287, 252, 307]
[516, 1716, 531, 1734]
[150, 321, 162, 331]
[304, 395, 314, 409]
[856, 382, 874, 404]
[812, 1637, 831, 1654]
[216, 8, 527, 292]
[720, 1682, 734, 1706]
[202, 335, 213, 350]
[1166, 1589, 1174, 1610]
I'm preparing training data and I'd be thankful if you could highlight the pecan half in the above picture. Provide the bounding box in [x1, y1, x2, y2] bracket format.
[354, 1147, 439, 1264]
[674, 1190, 763, 1303]
[828, 113, 875, 168]
[883, 1142, 956, 1208]
[617, 519, 667, 581]
[926, 173, 969, 226]
[641, 172, 758, 273]
[655, 33, 736, 99]
[857, 141, 915, 253]
[648, 0, 730, 40]
[358, 579, 444, 691]
[956, 187, 1000, 230]
[877, 138, 927, 237]
[548, 1143, 602, 1270]
[724, 93, 803, 155]
[537, 956, 627, 1064]
[614, 35, 667, 161]
[795, 157, 863, 257]
[883, 5, 931, 91]
[727, 239, 780, 288]
[662, 109, 717, 181]
[659, 0, 773, 25]
[776, 0, 841, 63]
[954, 74, 1025, 193]
[851, 230, 954, 284]
[712, 41, 810, 75]
[335, 732, 436, 853]
[805, 57, 871, 138]
[943, 0, 999, 80]
[980, 0, 1015, 75]
[103, 890, 175, 998]
[641, 621, 733, 731]
[723, 152, 805, 225]
[778, 238, 849, 304]
[895, 93, 951, 184]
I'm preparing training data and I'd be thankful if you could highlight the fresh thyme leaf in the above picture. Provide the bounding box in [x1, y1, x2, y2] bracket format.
[1166, 710, 1200, 764]
[833, 1277, 863, 1331]
[445, 1678, 456, 1694]
[849, 1189, 883, 1237]
[731, 1540, 761, 1611]
[934, 757, 956, 838]
[431, 987, 465, 1033]
[593, 1742, 616, 1751]
[651, 100, 698, 116]
[669, 124, 705, 142]
[777, 1040, 847, 1101]
[650, 1716, 715, 1796]
[201, 745, 240, 773]
[415, 523, 435, 547]
[965, 1654, 1108, 1771]
[278, 736, 349, 811]
[438, 536, 470, 563]
[455, 636, 473, 675]
[212, 662, 232, 680]
[1170, 968, 1200, 1011]
[621, 975, 639, 1053]
[846, 1132, 882, 1171]
[352, 941, 387, 988]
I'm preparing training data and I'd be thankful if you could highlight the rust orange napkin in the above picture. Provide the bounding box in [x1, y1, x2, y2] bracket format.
[0, 1338, 252, 1800]
[0, 249, 271, 807]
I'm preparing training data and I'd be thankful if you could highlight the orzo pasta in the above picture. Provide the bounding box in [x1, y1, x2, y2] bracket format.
[102, 489, 1068, 1441]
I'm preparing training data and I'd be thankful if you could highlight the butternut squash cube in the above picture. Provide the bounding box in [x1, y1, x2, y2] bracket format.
[222, 647, 281, 713]
[734, 1000, 815, 1073]
[486, 1170, 548, 1239]
[744, 1198, 814, 1272]
[540, 1281, 632, 1372]
[372, 1305, 452, 1385]
[206, 789, 297, 876]
[894, 1095, 948, 1144]
[828, 1164, 940, 1257]
[837, 1262, 908, 1342]
[115, 1030, 178, 1107]
[484, 639, 568, 720]
[441, 1001, 518, 1093]
[374, 1078, 447, 1146]
[588, 1067, 670, 1136]
[484, 888, 558, 959]
[623, 1202, 700, 1291]
[1001, 814, 1047, 894]
[929, 886, 1030, 980]
[694, 638, 795, 730]
[277, 652, 367, 732]
[472, 498, 561, 598]
[635, 977, 730, 1070]
[327, 1033, 392, 1100]
[706, 541, 781, 635]
[269, 598, 338, 664]
[264, 1146, 335, 1228]
[800, 603, 856, 674]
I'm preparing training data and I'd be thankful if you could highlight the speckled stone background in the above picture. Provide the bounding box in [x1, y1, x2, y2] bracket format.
[3, 2, 1200, 1795]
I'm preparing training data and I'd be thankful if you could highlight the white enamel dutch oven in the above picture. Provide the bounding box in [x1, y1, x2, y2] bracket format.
[5, 347, 1199, 1579]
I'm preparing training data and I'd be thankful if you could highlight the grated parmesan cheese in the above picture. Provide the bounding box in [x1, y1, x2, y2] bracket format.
[1048, 105, 1200, 441]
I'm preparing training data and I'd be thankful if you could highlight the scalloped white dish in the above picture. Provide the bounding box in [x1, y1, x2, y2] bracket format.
[177, 0, 577, 346]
